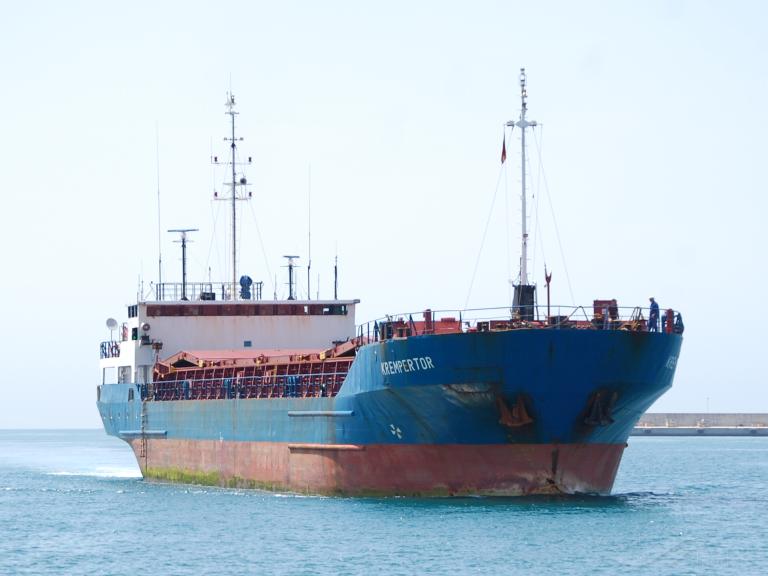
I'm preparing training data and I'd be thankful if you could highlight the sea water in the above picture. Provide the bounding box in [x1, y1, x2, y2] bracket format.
[0, 430, 766, 575]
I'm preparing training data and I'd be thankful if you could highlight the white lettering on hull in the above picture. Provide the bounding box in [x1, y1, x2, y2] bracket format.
[380, 356, 435, 376]
[665, 355, 678, 370]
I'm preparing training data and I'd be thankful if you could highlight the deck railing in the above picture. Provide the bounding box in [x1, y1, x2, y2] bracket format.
[153, 281, 264, 302]
[354, 304, 683, 343]
[99, 340, 121, 359]
[144, 371, 346, 402]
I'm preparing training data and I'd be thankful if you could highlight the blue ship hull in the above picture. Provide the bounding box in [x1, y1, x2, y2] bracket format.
[98, 329, 682, 495]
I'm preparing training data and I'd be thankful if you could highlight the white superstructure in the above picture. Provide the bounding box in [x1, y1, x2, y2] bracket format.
[99, 95, 358, 387]
[99, 299, 358, 385]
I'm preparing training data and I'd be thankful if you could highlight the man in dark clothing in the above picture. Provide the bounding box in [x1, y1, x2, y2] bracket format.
[648, 297, 660, 332]
[674, 312, 685, 334]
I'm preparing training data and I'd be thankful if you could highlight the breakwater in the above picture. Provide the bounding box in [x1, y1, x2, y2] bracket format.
[633, 413, 768, 436]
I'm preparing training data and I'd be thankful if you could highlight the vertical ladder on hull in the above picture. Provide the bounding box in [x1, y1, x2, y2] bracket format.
[139, 398, 148, 469]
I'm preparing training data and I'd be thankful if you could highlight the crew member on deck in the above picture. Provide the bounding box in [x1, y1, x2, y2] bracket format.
[674, 312, 685, 334]
[648, 297, 660, 332]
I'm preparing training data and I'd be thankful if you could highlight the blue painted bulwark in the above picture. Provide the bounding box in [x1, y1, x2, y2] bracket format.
[99, 329, 682, 448]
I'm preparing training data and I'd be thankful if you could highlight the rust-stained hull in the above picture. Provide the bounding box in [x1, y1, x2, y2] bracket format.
[129, 438, 624, 496]
[99, 329, 682, 496]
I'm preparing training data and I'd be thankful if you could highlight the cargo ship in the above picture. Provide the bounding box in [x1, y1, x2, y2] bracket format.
[97, 72, 683, 495]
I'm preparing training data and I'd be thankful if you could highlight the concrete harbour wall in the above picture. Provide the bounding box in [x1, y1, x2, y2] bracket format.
[633, 413, 768, 436]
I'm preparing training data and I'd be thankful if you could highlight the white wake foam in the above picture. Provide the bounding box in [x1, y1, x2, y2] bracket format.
[48, 467, 142, 479]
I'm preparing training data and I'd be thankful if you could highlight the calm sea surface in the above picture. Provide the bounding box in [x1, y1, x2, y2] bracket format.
[0, 430, 766, 575]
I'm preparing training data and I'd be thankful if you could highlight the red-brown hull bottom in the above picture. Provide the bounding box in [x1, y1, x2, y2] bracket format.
[128, 439, 625, 496]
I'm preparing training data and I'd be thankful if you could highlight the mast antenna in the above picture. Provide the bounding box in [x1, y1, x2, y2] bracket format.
[156, 123, 162, 289]
[505, 67, 538, 319]
[307, 164, 312, 301]
[214, 92, 252, 300]
[168, 228, 198, 301]
[333, 254, 338, 300]
[283, 255, 300, 300]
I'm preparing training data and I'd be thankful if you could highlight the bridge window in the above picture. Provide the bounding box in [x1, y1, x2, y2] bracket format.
[322, 305, 348, 315]
[102, 367, 116, 384]
[118, 366, 131, 384]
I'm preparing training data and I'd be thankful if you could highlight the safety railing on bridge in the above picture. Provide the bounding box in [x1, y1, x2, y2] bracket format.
[153, 281, 264, 302]
[100, 340, 121, 359]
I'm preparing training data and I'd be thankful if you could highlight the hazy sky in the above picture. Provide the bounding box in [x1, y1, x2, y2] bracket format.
[1, 0, 766, 427]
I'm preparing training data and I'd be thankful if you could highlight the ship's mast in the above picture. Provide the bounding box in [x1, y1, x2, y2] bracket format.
[506, 68, 537, 318]
[216, 93, 252, 299]
[227, 95, 238, 291]
[506, 68, 537, 285]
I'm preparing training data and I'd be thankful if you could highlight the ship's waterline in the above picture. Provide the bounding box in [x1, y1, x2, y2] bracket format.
[130, 438, 625, 496]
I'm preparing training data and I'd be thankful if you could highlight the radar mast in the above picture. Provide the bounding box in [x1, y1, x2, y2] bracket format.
[214, 93, 252, 299]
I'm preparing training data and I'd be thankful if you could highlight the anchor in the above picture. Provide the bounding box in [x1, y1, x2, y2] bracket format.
[496, 394, 534, 428]
[584, 391, 618, 426]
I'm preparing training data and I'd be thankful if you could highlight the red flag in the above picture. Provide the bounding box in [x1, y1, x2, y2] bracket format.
[501, 136, 507, 164]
